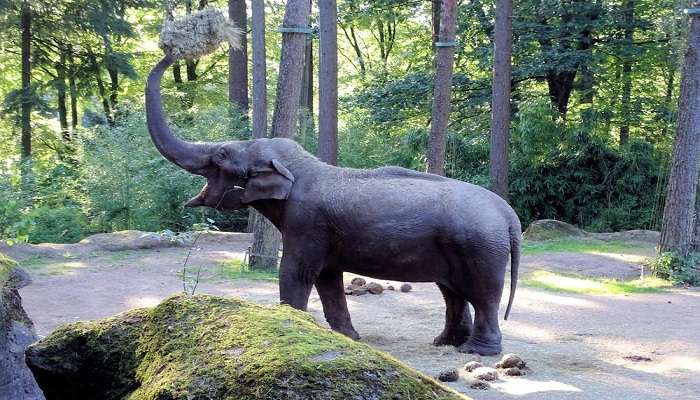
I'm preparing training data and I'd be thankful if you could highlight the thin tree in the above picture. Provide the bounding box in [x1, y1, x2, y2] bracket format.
[426, 0, 457, 175]
[489, 0, 513, 200]
[228, 0, 248, 110]
[619, 0, 635, 146]
[249, 0, 312, 270]
[20, 0, 31, 162]
[318, 0, 338, 165]
[659, 2, 700, 256]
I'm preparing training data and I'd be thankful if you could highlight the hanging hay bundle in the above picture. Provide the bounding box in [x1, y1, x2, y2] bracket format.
[159, 8, 242, 60]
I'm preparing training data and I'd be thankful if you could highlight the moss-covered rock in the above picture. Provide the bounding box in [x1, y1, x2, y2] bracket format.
[1, 252, 44, 400]
[522, 219, 586, 241]
[27, 294, 469, 400]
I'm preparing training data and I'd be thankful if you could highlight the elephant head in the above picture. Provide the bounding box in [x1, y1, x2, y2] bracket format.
[145, 55, 298, 211]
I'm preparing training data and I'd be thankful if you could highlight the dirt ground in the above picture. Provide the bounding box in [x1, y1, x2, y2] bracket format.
[10, 232, 700, 400]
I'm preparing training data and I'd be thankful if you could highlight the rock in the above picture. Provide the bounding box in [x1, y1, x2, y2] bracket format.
[463, 361, 483, 372]
[26, 294, 465, 400]
[400, 283, 413, 293]
[469, 381, 490, 390]
[471, 367, 499, 381]
[387, 285, 395, 291]
[367, 282, 384, 294]
[495, 353, 526, 369]
[503, 367, 524, 376]
[437, 368, 459, 382]
[350, 277, 366, 287]
[351, 287, 368, 296]
[344, 285, 354, 295]
[0, 253, 45, 400]
[522, 219, 585, 241]
[623, 355, 652, 362]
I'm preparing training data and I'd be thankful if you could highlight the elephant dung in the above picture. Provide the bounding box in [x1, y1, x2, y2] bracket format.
[367, 282, 384, 295]
[495, 353, 526, 369]
[386, 285, 395, 291]
[350, 277, 366, 287]
[400, 283, 412, 293]
[469, 381, 490, 390]
[437, 368, 459, 382]
[463, 361, 483, 372]
[503, 367, 525, 376]
[471, 367, 498, 381]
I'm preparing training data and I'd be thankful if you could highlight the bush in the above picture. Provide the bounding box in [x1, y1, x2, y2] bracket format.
[648, 252, 700, 286]
[27, 206, 88, 244]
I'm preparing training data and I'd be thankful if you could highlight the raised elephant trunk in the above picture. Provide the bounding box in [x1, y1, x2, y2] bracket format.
[145, 54, 212, 175]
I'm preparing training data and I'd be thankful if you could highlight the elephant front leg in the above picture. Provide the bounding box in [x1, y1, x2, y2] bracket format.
[315, 269, 360, 340]
[278, 252, 317, 311]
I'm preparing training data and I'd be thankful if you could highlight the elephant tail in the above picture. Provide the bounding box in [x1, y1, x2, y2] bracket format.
[504, 219, 521, 320]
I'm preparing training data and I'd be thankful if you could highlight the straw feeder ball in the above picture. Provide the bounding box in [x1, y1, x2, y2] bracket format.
[159, 8, 242, 60]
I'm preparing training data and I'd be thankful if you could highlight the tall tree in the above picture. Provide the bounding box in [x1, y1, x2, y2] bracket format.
[659, 1, 700, 256]
[67, 44, 79, 130]
[426, 0, 457, 175]
[619, 0, 635, 146]
[249, 0, 312, 270]
[251, 0, 267, 139]
[20, 0, 31, 160]
[489, 0, 513, 200]
[318, 0, 338, 165]
[228, 0, 248, 110]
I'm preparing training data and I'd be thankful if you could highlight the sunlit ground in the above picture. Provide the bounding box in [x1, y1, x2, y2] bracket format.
[523, 270, 670, 295]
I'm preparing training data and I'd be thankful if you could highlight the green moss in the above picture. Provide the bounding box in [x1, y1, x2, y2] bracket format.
[31, 294, 469, 400]
[0, 252, 18, 286]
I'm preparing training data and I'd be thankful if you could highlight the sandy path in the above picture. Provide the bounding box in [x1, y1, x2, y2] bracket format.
[15, 234, 700, 400]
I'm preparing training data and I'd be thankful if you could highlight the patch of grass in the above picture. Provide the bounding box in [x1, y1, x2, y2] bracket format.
[522, 270, 671, 295]
[217, 258, 278, 282]
[522, 239, 647, 256]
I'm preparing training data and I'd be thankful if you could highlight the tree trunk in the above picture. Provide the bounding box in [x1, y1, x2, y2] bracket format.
[89, 51, 112, 124]
[20, 0, 31, 160]
[67, 44, 79, 130]
[185, 0, 198, 81]
[659, 2, 700, 256]
[56, 50, 70, 141]
[426, 0, 457, 175]
[164, 0, 184, 84]
[249, 0, 311, 270]
[619, 0, 635, 146]
[488, 0, 513, 200]
[318, 0, 338, 165]
[270, 0, 312, 138]
[300, 35, 313, 113]
[228, 0, 249, 110]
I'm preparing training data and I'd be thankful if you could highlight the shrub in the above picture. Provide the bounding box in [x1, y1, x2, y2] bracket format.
[648, 252, 700, 286]
[27, 206, 88, 244]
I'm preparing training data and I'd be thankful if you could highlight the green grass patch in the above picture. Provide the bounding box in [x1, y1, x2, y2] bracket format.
[217, 258, 278, 282]
[522, 270, 670, 295]
[522, 239, 647, 256]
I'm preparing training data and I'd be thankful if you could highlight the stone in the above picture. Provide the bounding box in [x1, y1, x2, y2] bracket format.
[350, 277, 366, 287]
[367, 282, 384, 294]
[351, 287, 368, 296]
[437, 368, 459, 382]
[387, 285, 395, 291]
[495, 353, 526, 369]
[463, 361, 483, 372]
[0, 253, 45, 400]
[522, 219, 585, 241]
[26, 294, 465, 400]
[471, 367, 498, 381]
[400, 283, 412, 293]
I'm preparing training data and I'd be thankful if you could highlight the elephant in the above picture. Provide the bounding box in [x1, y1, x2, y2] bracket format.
[145, 54, 521, 356]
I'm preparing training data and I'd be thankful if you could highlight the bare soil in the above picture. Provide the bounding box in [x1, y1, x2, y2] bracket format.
[13, 232, 700, 400]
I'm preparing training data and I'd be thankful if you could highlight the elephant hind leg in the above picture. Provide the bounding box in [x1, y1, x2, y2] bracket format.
[315, 269, 360, 340]
[458, 299, 502, 356]
[433, 283, 473, 347]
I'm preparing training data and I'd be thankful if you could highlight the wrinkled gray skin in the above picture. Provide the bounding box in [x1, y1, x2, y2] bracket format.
[146, 55, 521, 355]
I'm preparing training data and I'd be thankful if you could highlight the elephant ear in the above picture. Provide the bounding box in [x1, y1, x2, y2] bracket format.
[241, 159, 295, 204]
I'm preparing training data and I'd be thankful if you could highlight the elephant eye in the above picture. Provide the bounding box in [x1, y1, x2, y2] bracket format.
[215, 149, 227, 162]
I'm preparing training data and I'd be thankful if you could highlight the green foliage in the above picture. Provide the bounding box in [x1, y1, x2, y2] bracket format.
[648, 252, 700, 286]
[27, 206, 88, 244]
[217, 258, 279, 282]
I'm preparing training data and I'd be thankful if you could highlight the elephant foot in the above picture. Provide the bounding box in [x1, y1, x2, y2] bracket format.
[458, 336, 502, 356]
[332, 325, 361, 341]
[432, 328, 470, 347]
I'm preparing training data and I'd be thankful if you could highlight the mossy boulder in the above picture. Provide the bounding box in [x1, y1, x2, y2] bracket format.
[522, 219, 586, 241]
[1, 252, 44, 399]
[27, 294, 469, 400]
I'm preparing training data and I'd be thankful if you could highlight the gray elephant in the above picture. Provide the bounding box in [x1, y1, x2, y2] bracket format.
[145, 54, 521, 355]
